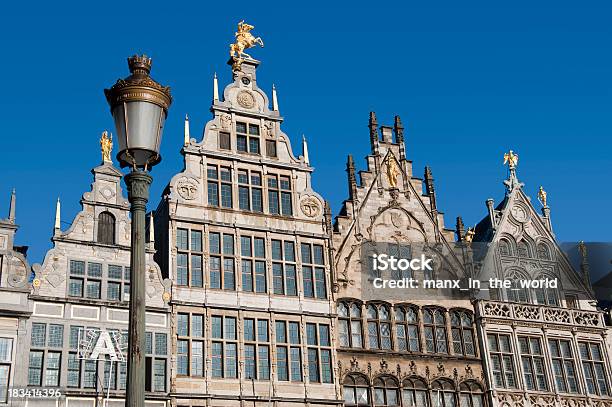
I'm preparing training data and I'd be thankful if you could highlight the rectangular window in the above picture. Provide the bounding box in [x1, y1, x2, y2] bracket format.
[236, 122, 261, 155]
[266, 140, 277, 158]
[191, 255, 203, 287]
[31, 323, 46, 347]
[28, 351, 43, 386]
[549, 338, 579, 393]
[177, 340, 188, 376]
[308, 349, 319, 382]
[212, 342, 223, 378]
[45, 351, 61, 386]
[579, 342, 609, 396]
[83, 359, 97, 388]
[212, 315, 237, 378]
[48, 324, 64, 348]
[488, 333, 517, 389]
[177, 229, 203, 287]
[518, 336, 548, 391]
[219, 132, 231, 150]
[302, 243, 326, 299]
[277, 346, 288, 381]
[67, 352, 80, 387]
[191, 341, 204, 377]
[176, 228, 188, 250]
[209, 232, 236, 291]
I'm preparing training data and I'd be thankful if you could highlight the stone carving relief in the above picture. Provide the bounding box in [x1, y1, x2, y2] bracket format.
[510, 202, 531, 224]
[0, 234, 6, 250]
[300, 195, 321, 218]
[6, 254, 28, 288]
[237, 90, 255, 109]
[263, 121, 274, 137]
[176, 177, 199, 201]
[99, 186, 116, 202]
[220, 114, 232, 130]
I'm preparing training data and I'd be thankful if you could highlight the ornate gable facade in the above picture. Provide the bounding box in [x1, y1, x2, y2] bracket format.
[333, 113, 487, 407]
[154, 57, 340, 406]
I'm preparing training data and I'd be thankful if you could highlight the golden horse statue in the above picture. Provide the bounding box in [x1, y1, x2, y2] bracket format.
[229, 20, 264, 60]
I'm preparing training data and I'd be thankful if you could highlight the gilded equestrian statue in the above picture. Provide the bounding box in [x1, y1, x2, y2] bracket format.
[229, 20, 264, 61]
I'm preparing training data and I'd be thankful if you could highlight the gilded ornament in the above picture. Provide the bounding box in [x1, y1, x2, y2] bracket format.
[100, 131, 113, 163]
[537, 186, 547, 207]
[386, 155, 401, 189]
[229, 20, 264, 70]
[503, 150, 519, 170]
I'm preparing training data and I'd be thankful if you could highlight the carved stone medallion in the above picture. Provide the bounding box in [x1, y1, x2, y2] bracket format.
[510, 202, 530, 223]
[237, 90, 255, 109]
[300, 196, 321, 218]
[176, 177, 199, 200]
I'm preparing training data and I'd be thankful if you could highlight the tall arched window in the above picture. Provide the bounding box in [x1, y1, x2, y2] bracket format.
[451, 310, 475, 356]
[343, 374, 370, 406]
[97, 211, 116, 245]
[402, 377, 428, 406]
[536, 243, 551, 260]
[423, 308, 448, 354]
[506, 270, 529, 303]
[499, 239, 512, 256]
[431, 379, 456, 407]
[367, 304, 391, 350]
[373, 376, 399, 406]
[459, 381, 484, 407]
[517, 241, 530, 258]
[338, 301, 363, 348]
[395, 305, 420, 352]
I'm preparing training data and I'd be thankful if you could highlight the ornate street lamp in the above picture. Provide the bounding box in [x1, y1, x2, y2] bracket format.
[104, 55, 171, 407]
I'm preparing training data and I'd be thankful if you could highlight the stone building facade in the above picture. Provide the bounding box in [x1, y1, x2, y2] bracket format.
[332, 114, 488, 407]
[153, 58, 339, 406]
[0, 47, 610, 407]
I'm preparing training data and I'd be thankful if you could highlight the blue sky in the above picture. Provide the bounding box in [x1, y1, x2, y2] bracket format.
[0, 1, 610, 265]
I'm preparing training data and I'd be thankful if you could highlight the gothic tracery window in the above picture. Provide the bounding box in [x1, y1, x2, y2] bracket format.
[459, 381, 484, 407]
[343, 374, 370, 406]
[395, 305, 420, 352]
[499, 238, 511, 256]
[338, 301, 363, 348]
[423, 308, 448, 354]
[373, 376, 399, 406]
[97, 211, 115, 245]
[367, 304, 392, 350]
[431, 379, 456, 407]
[402, 377, 428, 406]
[451, 310, 475, 356]
[536, 243, 551, 260]
[517, 241, 530, 258]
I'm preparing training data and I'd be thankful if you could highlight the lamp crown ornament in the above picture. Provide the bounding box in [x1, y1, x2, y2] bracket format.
[127, 54, 152, 75]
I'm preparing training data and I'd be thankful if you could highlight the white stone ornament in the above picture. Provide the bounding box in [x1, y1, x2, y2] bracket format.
[300, 196, 321, 218]
[176, 177, 199, 200]
[237, 90, 255, 109]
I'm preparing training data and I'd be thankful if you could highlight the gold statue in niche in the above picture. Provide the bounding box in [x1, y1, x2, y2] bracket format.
[229, 20, 264, 64]
[537, 186, 548, 207]
[386, 155, 401, 189]
[503, 150, 519, 170]
[100, 131, 113, 163]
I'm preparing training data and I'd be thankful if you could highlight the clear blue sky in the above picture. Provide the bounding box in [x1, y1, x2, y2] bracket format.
[0, 1, 610, 265]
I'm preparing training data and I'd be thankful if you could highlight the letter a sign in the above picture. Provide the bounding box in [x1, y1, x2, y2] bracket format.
[78, 328, 126, 362]
[90, 331, 119, 361]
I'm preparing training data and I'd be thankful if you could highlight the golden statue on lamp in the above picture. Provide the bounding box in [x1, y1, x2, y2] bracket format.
[229, 20, 264, 70]
[100, 131, 113, 163]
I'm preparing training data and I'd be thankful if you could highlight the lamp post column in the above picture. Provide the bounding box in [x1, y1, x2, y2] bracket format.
[125, 170, 152, 407]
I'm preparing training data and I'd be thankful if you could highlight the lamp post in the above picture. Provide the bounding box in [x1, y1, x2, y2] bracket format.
[104, 55, 172, 407]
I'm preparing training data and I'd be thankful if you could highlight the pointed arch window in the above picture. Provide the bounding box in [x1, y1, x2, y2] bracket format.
[423, 308, 448, 354]
[459, 381, 484, 407]
[373, 376, 399, 406]
[402, 377, 428, 406]
[97, 211, 115, 245]
[367, 304, 392, 350]
[338, 301, 363, 348]
[451, 310, 475, 356]
[343, 374, 370, 406]
[517, 241, 530, 258]
[537, 243, 551, 260]
[431, 379, 456, 407]
[499, 239, 512, 256]
[395, 305, 420, 352]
